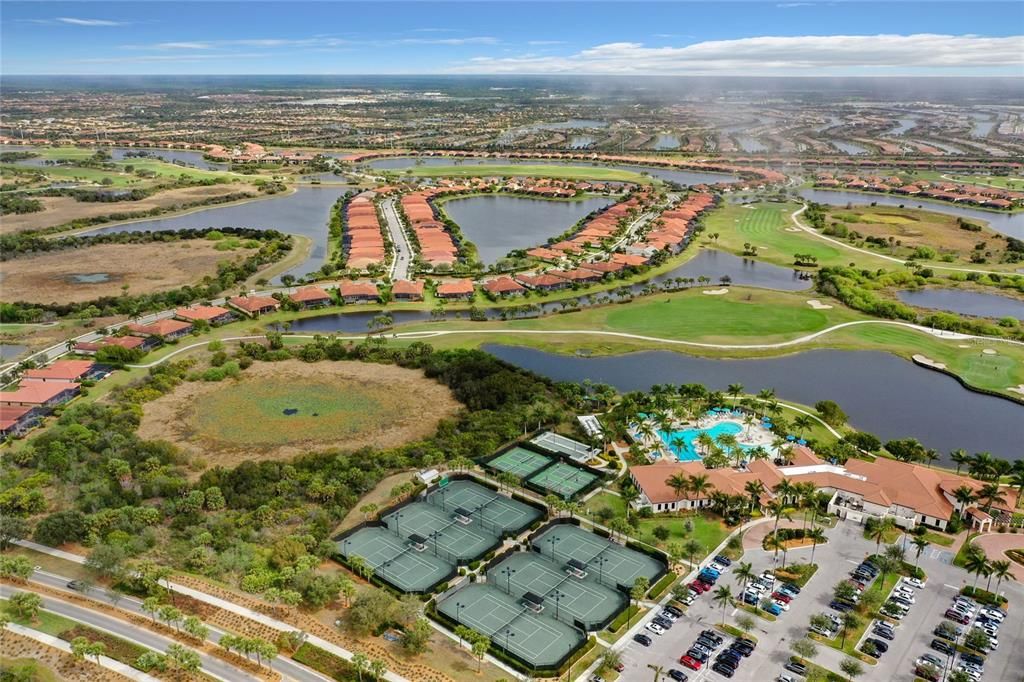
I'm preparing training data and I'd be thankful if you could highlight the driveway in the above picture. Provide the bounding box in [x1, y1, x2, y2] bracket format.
[971, 533, 1024, 582]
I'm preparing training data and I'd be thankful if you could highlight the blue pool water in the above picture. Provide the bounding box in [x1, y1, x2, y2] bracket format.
[658, 421, 754, 461]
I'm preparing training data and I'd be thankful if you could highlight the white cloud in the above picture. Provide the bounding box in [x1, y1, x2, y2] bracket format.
[527, 40, 566, 46]
[122, 35, 496, 51]
[448, 34, 1024, 75]
[777, 2, 814, 7]
[56, 17, 127, 27]
[76, 53, 268, 64]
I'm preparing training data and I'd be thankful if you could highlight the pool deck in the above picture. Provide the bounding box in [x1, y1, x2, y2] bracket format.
[634, 410, 778, 463]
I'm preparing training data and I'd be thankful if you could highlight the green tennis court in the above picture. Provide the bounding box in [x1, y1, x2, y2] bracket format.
[382, 501, 497, 563]
[532, 524, 665, 589]
[336, 526, 452, 592]
[527, 461, 598, 498]
[488, 446, 552, 478]
[427, 479, 541, 535]
[437, 583, 585, 669]
[487, 551, 624, 629]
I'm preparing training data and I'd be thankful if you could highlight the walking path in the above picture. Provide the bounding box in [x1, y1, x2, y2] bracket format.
[13, 540, 407, 682]
[2, 622, 161, 682]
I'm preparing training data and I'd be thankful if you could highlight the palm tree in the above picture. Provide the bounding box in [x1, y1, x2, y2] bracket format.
[773, 479, 797, 507]
[712, 585, 733, 623]
[687, 474, 712, 504]
[683, 539, 702, 568]
[766, 500, 790, 550]
[839, 612, 860, 649]
[964, 549, 991, 591]
[727, 383, 743, 407]
[950, 449, 970, 474]
[808, 527, 826, 565]
[733, 562, 755, 591]
[970, 452, 997, 481]
[695, 432, 716, 457]
[666, 473, 689, 501]
[952, 485, 977, 516]
[797, 482, 817, 531]
[744, 480, 766, 512]
[715, 433, 740, 466]
[978, 483, 1007, 513]
[793, 415, 814, 437]
[911, 537, 929, 570]
[990, 559, 1012, 594]
[868, 517, 895, 555]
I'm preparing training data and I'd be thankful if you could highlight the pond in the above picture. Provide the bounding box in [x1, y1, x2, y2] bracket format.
[482, 345, 1024, 462]
[890, 118, 917, 136]
[362, 156, 738, 185]
[1, 145, 227, 170]
[831, 140, 868, 155]
[440, 194, 614, 264]
[897, 289, 1024, 320]
[652, 249, 812, 291]
[971, 113, 996, 138]
[652, 134, 680, 150]
[798, 188, 1024, 240]
[568, 136, 596, 149]
[84, 186, 351, 281]
[735, 136, 767, 153]
[66, 273, 112, 284]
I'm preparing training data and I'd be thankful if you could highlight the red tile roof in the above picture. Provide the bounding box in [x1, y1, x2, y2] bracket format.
[22, 360, 95, 382]
[229, 295, 280, 313]
[391, 279, 424, 296]
[338, 281, 380, 298]
[290, 286, 332, 303]
[0, 405, 34, 431]
[126, 319, 193, 337]
[436, 280, 475, 296]
[175, 305, 232, 322]
[483, 276, 526, 294]
[0, 382, 76, 405]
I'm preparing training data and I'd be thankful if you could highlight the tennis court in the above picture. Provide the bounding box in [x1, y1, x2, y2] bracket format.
[532, 524, 665, 589]
[382, 501, 497, 563]
[487, 551, 624, 629]
[437, 583, 585, 669]
[487, 446, 553, 478]
[526, 461, 598, 499]
[336, 526, 452, 592]
[426, 479, 541, 535]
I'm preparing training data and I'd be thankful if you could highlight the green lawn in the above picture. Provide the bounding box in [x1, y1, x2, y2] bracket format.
[634, 514, 731, 557]
[389, 164, 654, 184]
[0, 598, 79, 637]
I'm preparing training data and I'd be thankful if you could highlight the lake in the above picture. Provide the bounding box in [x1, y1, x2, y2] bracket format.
[440, 194, 614, 264]
[84, 186, 350, 281]
[483, 345, 1024, 461]
[654, 249, 812, 291]
[735, 136, 767, 153]
[362, 156, 738, 185]
[798, 188, 1024, 239]
[891, 118, 917, 136]
[1, 145, 227, 170]
[653, 134, 680, 150]
[831, 141, 868, 155]
[897, 289, 1024, 320]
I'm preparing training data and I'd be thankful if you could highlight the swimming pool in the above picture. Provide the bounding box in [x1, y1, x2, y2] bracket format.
[658, 421, 757, 462]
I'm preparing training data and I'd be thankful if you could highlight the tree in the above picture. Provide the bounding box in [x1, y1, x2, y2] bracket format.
[402, 617, 432, 655]
[736, 614, 756, 638]
[158, 605, 183, 632]
[142, 597, 161, 624]
[839, 612, 860, 648]
[0, 515, 29, 551]
[790, 636, 818, 663]
[978, 483, 1007, 513]
[7, 591, 41, 621]
[868, 517, 895, 555]
[85, 543, 126, 580]
[351, 653, 369, 681]
[347, 588, 398, 636]
[733, 562, 755, 591]
[814, 400, 847, 427]
[471, 638, 490, 672]
[0, 555, 34, 581]
[964, 549, 991, 591]
[990, 559, 1012, 594]
[597, 650, 622, 674]
[135, 651, 168, 673]
[807, 527, 826, 565]
[964, 627, 991, 653]
[683, 539, 703, 568]
[653, 525, 670, 542]
[911, 536, 929, 570]
[70, 636, 91, 660]
[166, 643, 201, 672]
[630, 577, 650, 627]
[182, 615, 209, 642]
[712, 585, 733, 623]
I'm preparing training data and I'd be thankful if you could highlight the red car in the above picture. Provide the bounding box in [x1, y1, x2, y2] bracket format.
[679, 655, 703, 671]
[944, 609, 970, 625]
[690, 580, 709, 593]
[772, 592, 792, 603]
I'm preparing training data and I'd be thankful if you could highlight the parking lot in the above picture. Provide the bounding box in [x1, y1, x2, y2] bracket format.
[614, 521, 1024, 682]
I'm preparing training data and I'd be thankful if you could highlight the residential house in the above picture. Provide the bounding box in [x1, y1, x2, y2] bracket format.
[22, 360, 96, 383]
[73, 336, 148, 355]
[435, 280, 476, 300]
[338, 281, 381, 304]
[290, 286, 333, 309]
[483, 277, 527, 297]
[0, 405, 40, 439]
[126, 319, 194, 340]
[391, 280, 425, 301]
[0, 382, 80, 408]
[229, 295, 281, 317]
[175, 305, 235, 325]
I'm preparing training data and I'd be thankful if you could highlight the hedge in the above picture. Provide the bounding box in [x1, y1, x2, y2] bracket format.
[961, 586, 1009, 607]
[606, 604, 641, 633]
[647, 572, 678, 600]
[292, 642, 356, 681]
[59, 625, 149, 670]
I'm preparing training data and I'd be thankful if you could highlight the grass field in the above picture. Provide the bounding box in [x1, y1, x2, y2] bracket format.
[389, 163, 654, 183]
[582, 492, 730, 557]
[137, 359, 460, 470]
[949, 175, 1024, 191]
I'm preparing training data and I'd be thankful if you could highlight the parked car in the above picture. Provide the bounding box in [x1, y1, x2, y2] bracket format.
[931, 639, 956, 655]
[633, 633, 652, 647]
[945, 609, 970, 625]
[667, 670, 688, 682]
[700, 630, 724, 646]
[772, 591, 792, 603]
[714, 555, 733, 566]
[915, 665, 941, 682]
[902, 576, 926, 589]
[811, 624, 836, 637]
[679, 655, 702, 671]
[781, 582, 801, 594]
[830, 600, 855, 613]
[783, 660, 807, 676]
[871, 626, 894, 641]
[645, 622, 666, 635]
[664, 605, 684, 618]
[685, 648, 708, 663]
[866, 638, 888, 653]
[652, 616, 673, 629]
[711, 662, 735, 678]
[765, 602, 784, 616]
[959, 652, 985, 667]
[660, 609, 679, 622]
[732, 639, 756, 656]
[743, 591, 759, 605]
[916, 653, 945, 669]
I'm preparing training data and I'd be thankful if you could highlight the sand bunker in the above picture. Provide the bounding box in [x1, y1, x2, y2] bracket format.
[702, 288, 729, 296]
[806, 299, 833, 310]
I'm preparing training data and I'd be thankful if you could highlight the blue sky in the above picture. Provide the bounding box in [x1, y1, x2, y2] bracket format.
[3, 1, 1022, 75]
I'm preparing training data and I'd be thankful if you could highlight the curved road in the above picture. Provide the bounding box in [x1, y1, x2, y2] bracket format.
[0, 584, 244, 681]
[14, 571, 329, 682]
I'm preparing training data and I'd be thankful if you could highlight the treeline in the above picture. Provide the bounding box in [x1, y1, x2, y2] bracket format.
[0, 227, 292, 323]
[0, 193, 43, 215]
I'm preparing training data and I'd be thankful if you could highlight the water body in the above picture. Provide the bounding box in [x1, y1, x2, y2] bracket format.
[653, 134, 680, 150]
[798, 188, 1024, 240]
[831, 140, 868, 155]
[0, 344, 28, 362]
[363, 156, 738, 185]
[67, 273, 111, 284]
[2, 145, 227, 170]
[897, 289, 1024, 320]
[925, 140, 966, 156]
[441, 194, 614, 264]
[890, 118, 917, 136]
[568, 136, 595, 149]
[483, 346, 1024, 461]
[735, 136, 767, 153]
[84, 186, 350, 281]
[654, 249, 812, 291]
[526, 119, 608, 131]
[811, 116, 842, 133]
[971, 115, 996, 138]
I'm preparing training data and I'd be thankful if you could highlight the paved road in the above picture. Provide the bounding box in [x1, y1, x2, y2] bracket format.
[380, 196, 414, 281]
[19, 569, 329, 682]
[0, 583, 244, 681]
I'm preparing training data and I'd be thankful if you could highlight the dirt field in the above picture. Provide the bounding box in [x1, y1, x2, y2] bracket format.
[1, 183, 257, 233]
[138, 360, 462, 471]
[2, 238, 258, 304]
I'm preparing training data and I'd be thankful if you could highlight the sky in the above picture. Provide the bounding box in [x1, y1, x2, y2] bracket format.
[3, 1, 1023, 76]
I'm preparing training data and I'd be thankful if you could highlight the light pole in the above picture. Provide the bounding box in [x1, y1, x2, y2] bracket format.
[547, 535, 561, 561]
[594, 556, 609, 587]
[501, 566, 517, 594]
[552, 589, 565, 622]
[393, 511, 405, 537]
[503, 628, 516, 653]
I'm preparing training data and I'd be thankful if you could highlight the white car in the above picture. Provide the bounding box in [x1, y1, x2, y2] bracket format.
[980, 608, 1005, 622]
[902, 576, 926, 589]
[645, 622, 666, 635]
[659, 610, 679, 622]
[710, 562, 728, 573]
[956, 666, 982, 681]
[892, 591, 915, 604]
[810, 624, 836, 638]
[772, 599, 790, 611]
[750, 582, 768, 593]
[978, 623, 999, 637]
[681, 593, 695, 606]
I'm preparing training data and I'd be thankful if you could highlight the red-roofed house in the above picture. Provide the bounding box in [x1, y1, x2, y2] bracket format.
[289, 286, 333, 309]
[483, 276, 526, 297]
[0, 405, 39, 439]
[338, 281, 380, 304]
[391, 280, 425, 301]
[22, 360, 96, 383]
[74, 336, 148, 355]
[0, 382, 79, 408]
[435, 280, 476, 300]
[126, 319, 194, 340]
[229, 295, 281, 317]
[175, 305, 234, 325]
[514, 273, 569, 291]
